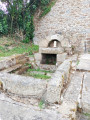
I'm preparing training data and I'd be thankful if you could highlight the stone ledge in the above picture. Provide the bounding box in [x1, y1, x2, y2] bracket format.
[39, 48, 64, 54]
[57, 60, 71, 84]
[45, 60, 72, 103]
[82, 72, 90, 113]
[45, 71, 64, 103]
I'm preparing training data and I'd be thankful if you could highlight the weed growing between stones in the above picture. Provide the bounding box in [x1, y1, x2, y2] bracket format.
[38, 100, 45, 109]
[26, 73, 51, 79]
[23, 68, 53, 79]
[84, 113, 90, 117]
[27, 68, 53, 73]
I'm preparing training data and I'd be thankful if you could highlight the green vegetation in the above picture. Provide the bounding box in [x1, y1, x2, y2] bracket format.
[0, 11, 8, 36]
[26, 73, 51, 79]
[25, 68, 52, 79]
[40, 0, 56, 18]
[27, 68, 53, 73]
[0, 37, 39, 57]
[0, 0, 56, 43]
[84, 113, 90, 117]
[76, 60, 80, 65]
[38, 100, 44, 109]
[0, 44, 38, 57]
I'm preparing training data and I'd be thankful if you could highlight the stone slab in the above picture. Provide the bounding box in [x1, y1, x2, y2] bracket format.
[82, 72, 90, 113]
[56, 72, 84, 120]
[1, 64, 22, 73]
[77, 54, 90, 71]
[39, 48, 64, 54]
[57, 53, 67, 63]
[34, 53, 41, 61]
[0, 93, 67, 120]
[64, 72, 83, 102]
[57, 60, 71, 85]
[45, 71, 64, 103]
[40, 64, 56, 71]
[0, 73, 47, 99]
[57, 100, 77, 120]
[0, 54, 28, 71]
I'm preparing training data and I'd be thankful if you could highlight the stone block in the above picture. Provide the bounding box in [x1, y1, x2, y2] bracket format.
[57, 60, 71, 84]
[40, 48, 64, 54]
[76, 54, 90, 71]
[57, 100, 77, 120]
[39, 39, 48, 48]
[0, 54, 29, 71]
[50, 34, 64, 42]
[40, 64, 56, 71]
[0, 58, 16, 71]
[45, 71, 64, 103]
[57, 53, 67, 63]
[0, 73, 47, 99]
[34, 53, 41, 61]
[82, 72, 90, 113]
[16, 58, 29, 64]
[61, 38, 71, 48]
[0, 93, 67, 120]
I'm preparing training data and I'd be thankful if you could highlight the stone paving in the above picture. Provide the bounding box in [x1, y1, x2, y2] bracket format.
[0, 93, 67, 120]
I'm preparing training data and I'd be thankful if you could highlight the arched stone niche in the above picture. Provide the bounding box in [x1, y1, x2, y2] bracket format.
[39, 34, 64, 48]
[48, 40, 61, 48]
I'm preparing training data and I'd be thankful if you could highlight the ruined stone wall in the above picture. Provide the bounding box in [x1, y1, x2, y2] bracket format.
[34, 0, 90, 52]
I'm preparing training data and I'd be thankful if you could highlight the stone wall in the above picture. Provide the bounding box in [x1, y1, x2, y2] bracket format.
[34, 0, 90, 53]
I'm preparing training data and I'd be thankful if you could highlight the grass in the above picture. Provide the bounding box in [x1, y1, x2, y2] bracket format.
[84, 113, 90, 117]
[27, 68, 53, 73]
[26, 73, 51, 79]
[0, 37, 39, 57]
[24, 68, 52, 79]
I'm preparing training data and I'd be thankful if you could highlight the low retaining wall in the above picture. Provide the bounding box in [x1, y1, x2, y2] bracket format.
[0, 59, 72, 104]
[0, 73, 47, 99]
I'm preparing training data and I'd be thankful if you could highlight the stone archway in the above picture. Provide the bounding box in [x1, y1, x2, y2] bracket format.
[48, 39, 61, 48]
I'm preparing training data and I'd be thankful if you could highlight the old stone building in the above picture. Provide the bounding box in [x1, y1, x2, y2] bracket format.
[34, 0, 90, 53]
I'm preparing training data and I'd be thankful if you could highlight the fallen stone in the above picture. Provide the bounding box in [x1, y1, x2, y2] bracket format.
[1, 64, 22, 73]
[0, 54, 29, 71]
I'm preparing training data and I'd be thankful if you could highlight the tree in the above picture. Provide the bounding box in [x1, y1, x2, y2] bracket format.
[0, 0, 52, 42]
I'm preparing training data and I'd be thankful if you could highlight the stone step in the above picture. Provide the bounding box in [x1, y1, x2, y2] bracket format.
[1, 64, 22, 73]
[57, 72, 83, 120]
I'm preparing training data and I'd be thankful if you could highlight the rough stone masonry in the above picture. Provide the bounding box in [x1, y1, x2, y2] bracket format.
[33, 0, 90, 53]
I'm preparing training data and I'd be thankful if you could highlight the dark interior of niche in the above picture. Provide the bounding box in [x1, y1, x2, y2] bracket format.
[41, 53, 57, 65]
